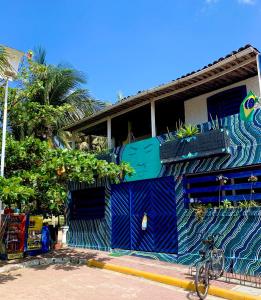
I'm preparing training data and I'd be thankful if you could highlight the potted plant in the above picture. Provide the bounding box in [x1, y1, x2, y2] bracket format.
[160, 124, 230, 164]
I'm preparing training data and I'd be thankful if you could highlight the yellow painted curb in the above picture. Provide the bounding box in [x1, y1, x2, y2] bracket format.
[87, 259, 261, 300]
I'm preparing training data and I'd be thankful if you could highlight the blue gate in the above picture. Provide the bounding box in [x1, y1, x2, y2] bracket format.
[111, 176, 178, 254]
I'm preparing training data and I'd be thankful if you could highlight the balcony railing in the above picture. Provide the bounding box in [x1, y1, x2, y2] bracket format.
[160, 129, 231, 164]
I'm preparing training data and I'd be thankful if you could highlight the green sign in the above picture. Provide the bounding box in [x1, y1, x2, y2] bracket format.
[121, 137, 162, 181]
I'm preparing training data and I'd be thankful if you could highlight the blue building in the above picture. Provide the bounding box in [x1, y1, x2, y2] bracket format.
[65, 45, 261, 275]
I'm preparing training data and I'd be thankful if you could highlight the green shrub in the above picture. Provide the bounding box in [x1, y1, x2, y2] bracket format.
[176, 124, 199, 139]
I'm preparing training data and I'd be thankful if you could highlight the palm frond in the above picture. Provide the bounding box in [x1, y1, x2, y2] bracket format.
[48, 67, 86, 105]
[20, 46, 108, 143]
[33, 46, 47, 65]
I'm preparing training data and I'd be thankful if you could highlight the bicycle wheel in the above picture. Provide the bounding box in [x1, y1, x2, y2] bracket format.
[211, 249, 225, 278]
[195, 262, 209, 300]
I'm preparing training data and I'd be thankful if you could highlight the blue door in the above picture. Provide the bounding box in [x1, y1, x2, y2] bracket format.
[111, 176, 178, 254]
[111, 182, 131, 249]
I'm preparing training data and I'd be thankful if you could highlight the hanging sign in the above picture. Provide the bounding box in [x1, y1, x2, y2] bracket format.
[27, 215, 43, 251]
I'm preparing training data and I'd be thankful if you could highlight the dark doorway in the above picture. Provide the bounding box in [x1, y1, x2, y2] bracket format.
[70, 187, 105, 220]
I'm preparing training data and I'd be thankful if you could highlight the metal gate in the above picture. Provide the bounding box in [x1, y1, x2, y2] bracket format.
[111, 176, 178, 254]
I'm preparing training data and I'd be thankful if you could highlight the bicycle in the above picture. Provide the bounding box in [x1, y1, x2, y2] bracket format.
[195, 233, 225, 299]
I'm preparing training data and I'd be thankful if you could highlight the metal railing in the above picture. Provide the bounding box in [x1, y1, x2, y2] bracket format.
[189, 262, 261, 289]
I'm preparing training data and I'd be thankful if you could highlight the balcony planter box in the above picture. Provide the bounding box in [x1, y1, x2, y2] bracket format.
[160, 129, 230, 164]
[96, 152, 117, 163]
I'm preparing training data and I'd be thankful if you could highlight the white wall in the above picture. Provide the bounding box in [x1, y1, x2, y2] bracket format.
[184, 76, 260, 125]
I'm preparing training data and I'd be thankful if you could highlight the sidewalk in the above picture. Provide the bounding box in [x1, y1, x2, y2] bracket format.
[0, 247, 260, 299]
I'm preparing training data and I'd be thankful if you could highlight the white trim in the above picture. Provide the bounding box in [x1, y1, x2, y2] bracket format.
[71, 139, 76, 150]
[151, 101, 156, 137]
[256, 54, 261, 96]
[74, 118, 107, 133]
[107, 117, 112, 149]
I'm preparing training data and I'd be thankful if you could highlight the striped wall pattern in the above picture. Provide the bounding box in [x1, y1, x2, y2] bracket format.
[68, 110, 261, 275]
[160, 110, 261, 275]
[67, 180, 112, 251]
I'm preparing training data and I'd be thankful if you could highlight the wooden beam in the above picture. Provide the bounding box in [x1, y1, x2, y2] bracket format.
[71, 56, 257, 133]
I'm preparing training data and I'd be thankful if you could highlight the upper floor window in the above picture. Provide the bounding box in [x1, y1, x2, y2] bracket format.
[207, 85, 247, 120]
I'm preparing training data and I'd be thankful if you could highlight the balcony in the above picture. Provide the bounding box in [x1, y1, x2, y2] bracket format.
[160, 129, 231, 164]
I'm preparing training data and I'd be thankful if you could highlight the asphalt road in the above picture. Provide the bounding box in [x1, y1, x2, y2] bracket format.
[0, 264, 222, 300]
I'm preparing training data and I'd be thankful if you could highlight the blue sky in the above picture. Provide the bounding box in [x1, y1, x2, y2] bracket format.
[1, 0, 261, 103]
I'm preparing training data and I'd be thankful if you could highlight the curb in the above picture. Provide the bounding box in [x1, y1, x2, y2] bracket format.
[87, 259, 261, 300]
[0, 257, 86, 274]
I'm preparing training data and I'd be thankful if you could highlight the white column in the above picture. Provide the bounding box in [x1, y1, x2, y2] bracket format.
[1, 79, 9, 178]
[151, 100, 156, 137]
[61, 225, 69, 246]
[0, 80, 9, 212]
[107, 117, 112, 149]
[256, 54, 261, 97]
[71, 137, 76, 150]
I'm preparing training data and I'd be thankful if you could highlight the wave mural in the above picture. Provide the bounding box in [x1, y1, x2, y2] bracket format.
[67, 110, 261, 275]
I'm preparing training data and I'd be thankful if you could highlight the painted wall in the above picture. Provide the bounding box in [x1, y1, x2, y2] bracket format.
[67, 180, 111, 251]
[68, 110, 261, 275]
[184, 76, 260, 125]
[121, 137, 162, 182]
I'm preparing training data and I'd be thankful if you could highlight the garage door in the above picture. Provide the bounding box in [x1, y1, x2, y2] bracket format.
[111, 176, 178, 254]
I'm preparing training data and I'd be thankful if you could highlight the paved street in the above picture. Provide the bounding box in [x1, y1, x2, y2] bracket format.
[0, 264, 222, 300]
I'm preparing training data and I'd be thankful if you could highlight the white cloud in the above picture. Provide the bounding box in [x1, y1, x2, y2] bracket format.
[238, 0, 256, 4]
[205, 0, 256, 5]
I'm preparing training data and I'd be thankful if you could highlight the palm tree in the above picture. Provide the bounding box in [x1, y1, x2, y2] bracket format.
[31, 47, 106, 123]
[10, 47, 107, 148]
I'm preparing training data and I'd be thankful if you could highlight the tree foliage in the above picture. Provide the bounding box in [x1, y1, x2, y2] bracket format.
[24, 48, 106, 122]
[0, 49, 133, 215]
[0, 136, 133, 214]
[0, 48, 105, 142]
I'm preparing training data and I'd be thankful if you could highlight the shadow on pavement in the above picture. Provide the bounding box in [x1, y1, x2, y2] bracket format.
[0, 248, 112, 279]
[0, 272, 21, 284]
[27, 248, 111, 272]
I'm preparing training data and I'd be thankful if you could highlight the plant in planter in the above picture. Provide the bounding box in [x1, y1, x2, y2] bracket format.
[165, 120, 184, 141]
[216, 175, 229, 208]
[160, 124, 230, 164]
[209, 114, 222, 131]
[166, 126, 176, 142]
[176, 124, 200, 139]
[248, 174, 258, 201]
[220, 199, 233, 209]
[238, 200, 258, 209]
[191, 203, 211, 222]
[248, 175, 258, 182]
